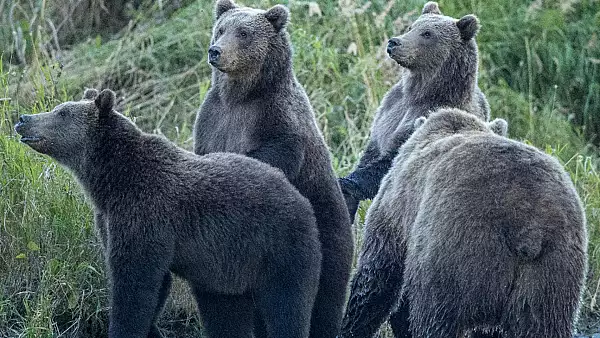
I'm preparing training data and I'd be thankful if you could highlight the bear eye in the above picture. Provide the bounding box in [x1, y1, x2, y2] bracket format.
[422, 31, 432, 38]
[218, 27, 225, 36]
[239, 30, 248, 38]
[58, 110, 67, 117]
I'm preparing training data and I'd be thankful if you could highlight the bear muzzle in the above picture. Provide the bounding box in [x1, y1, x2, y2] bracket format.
[386, 38, 414, 67]
[15, 115, 42, 144]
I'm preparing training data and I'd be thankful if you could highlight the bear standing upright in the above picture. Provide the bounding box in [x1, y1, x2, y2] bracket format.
[341, 4, 492, 336]
[14, 89, 323, 338]
[343, 109, 587, 338]
[340, 1, 490, 222]
[193, 1, 353, 337]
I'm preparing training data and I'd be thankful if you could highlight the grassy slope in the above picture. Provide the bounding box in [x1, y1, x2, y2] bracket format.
[1, 0, 599, 336]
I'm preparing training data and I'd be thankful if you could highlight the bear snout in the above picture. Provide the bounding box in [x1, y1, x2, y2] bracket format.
[387, 38, 401, 55]
[14, 114, 41, 140]
[208, 46, 222, 65]
[14, 115, 42, 144]
[14, 115, 31, 132]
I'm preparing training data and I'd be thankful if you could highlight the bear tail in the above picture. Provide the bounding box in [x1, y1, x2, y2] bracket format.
[507, 221, 543, 261]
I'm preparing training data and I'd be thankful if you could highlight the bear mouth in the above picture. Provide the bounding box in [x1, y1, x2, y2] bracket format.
[14, 123, 42, 144]
[20, 136, 42, 144]
[387, 48, 404, 62]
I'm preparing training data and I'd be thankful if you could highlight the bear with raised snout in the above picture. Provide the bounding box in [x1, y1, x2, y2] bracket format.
[194, 1, 353, 337]
[342, 108, 588, 338]
[340, 1, 490, 223]
[14, 89, 323, 338]
[341, 3, 491, 334]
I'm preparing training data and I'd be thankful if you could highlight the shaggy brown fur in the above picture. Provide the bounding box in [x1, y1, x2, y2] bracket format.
[340, 1, 490, 223]
[15, 89, 322, 338]
[343, 108, 587, 338]
[194, 1, 353, 337]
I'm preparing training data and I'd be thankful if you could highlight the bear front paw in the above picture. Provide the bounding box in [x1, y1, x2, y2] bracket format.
[339, 177, 361, 222]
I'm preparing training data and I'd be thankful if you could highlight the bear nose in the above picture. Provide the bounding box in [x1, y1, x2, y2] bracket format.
[387, 38, 401, 54]
[208, 46, 222, 64]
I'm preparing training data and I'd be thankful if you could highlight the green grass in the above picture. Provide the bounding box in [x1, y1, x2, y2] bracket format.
[1, 0, 599, 336]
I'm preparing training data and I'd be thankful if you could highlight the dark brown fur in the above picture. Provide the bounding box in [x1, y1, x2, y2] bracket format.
[341, 3, 492, 336]
[340, 1, 490, 223]
[194, 2, 353, 337]
[346, 109, 587, 338]
[15, 89, 322, 338]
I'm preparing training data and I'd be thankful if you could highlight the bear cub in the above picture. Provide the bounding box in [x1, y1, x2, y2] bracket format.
[340, 1, 490, 222]
[343, 108, 587, 338]
[15, 89, 322, 338]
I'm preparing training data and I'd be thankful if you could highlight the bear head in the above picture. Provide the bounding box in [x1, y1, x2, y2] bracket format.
[207, 0, 289, 76]
[413, 108, 508, 141]
[14, 89, 117, 169]
[387, 2, 480, 72]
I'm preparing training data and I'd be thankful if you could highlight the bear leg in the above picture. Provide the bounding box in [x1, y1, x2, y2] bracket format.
[252, 311, 268, 338]
[258, 243, 321, 338]
[501, 249, 584, 338]
[340, 256, 404, 338]
[148, 273, 172, 338]
[108, 259, 168, 338]
[407, 294, 460, 338]
[390, 302, 503, 338]
[307, 196, 353, 338]
[194, 291, 254, 338]
[257, 282, 316, 338]
[389, 297, 411, 338]
[310, 250, 352, 338]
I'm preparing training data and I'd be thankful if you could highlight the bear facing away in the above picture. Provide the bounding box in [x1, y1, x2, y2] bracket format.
[342, 109, 587, 338]
[340, 1, 490, 223]
[194, 1, 353, 337]
[14, 89, 322, 338]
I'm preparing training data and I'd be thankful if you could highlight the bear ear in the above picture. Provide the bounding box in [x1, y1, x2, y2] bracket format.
[422, 2, 442, 15]
[82, 88, 99, 100]
[215, 0, 236, 19]
[414, 116, 427, 129]
[487, 118, 508, 136]
[95, 89, 116, 117]
[456, 14, 480, 40]
[265, 5, 289, 32]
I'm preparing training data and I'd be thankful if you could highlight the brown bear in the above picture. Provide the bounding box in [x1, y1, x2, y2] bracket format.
[342, 108, 588, 338]
[340, 1, 490, 223]
[193, 1, 353, 337]
[341, 3, 492, 335]
[14, 89, 323, 338]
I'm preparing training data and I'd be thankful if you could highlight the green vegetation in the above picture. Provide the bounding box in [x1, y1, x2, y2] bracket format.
[1, 0, 599, 336]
